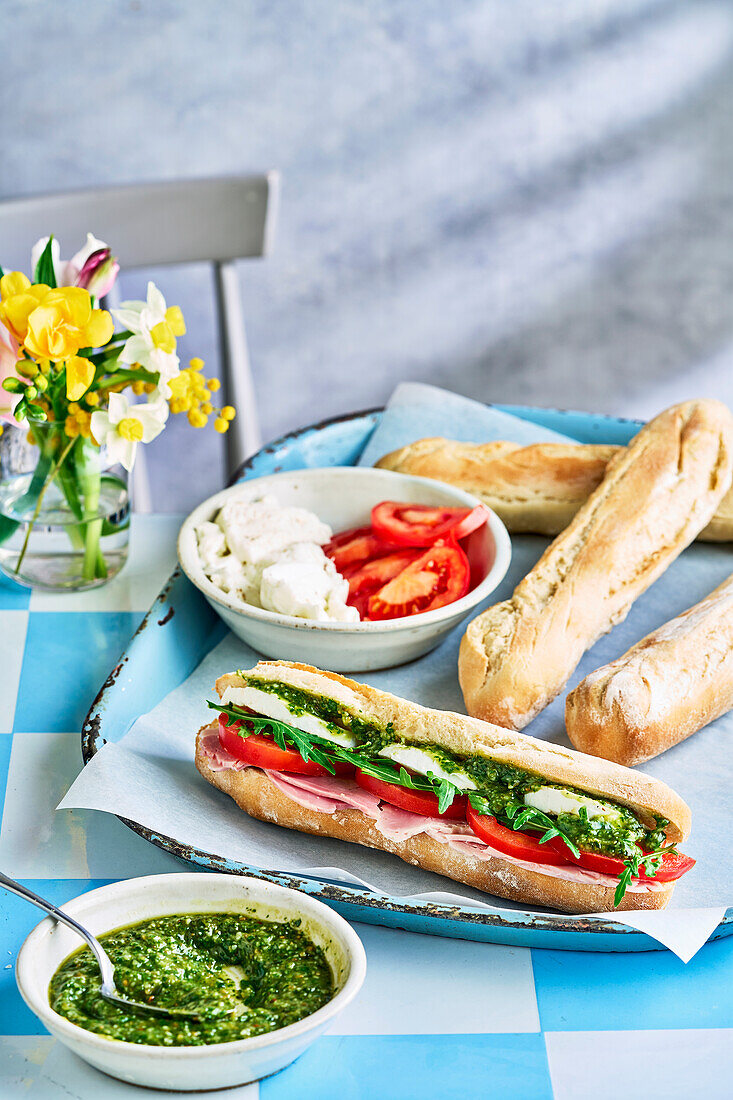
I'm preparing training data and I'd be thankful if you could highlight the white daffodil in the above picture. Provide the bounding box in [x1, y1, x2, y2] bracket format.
[90, 391, 169, 472]
[112, 281, 185, 398]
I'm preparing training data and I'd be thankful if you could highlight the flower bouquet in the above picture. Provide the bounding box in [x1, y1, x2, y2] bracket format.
[0, 234, 235, 590]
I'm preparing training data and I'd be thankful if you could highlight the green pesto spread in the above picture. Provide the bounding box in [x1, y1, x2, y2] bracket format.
[49, 913, 333, 1047]
[242, 678, 666, 859]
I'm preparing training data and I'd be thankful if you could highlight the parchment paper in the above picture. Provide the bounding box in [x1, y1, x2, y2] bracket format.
[61, 384, 731, 961]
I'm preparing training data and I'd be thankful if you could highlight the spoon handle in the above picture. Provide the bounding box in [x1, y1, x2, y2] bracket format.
[0, 871, 115, 986]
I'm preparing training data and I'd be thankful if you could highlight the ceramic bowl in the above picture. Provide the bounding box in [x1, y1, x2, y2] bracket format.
[16, 873, 366, 1091]
[177, 467, 511, 671]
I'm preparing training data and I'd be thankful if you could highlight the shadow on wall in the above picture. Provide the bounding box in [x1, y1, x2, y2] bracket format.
[5, 0, 732, 509]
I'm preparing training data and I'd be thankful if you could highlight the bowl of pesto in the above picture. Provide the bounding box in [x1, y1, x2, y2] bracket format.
[15, 872, 366, 1091]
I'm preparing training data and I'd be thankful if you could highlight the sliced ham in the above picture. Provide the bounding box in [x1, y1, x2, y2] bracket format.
[200, 728, 248, 771]
[199, 732, 663, 893]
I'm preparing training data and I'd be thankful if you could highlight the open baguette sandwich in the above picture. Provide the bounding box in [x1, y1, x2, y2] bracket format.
[196, 661, 694, 915]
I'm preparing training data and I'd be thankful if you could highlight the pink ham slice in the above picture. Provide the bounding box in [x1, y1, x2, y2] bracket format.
[200, 733, 663, 893]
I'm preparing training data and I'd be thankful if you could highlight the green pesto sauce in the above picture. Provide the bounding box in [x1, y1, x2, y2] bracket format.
[243, 678, 667, 858]
[49, 913, 334, 1047]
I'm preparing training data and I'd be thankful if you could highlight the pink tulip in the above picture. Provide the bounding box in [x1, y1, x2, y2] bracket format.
[75, 247, 120, 298]
[0, 322, 21, 426]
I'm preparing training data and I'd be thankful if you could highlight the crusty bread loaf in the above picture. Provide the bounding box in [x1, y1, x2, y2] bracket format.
[458, 401, 733, 731]
[195, 723, 674, 915]
[217, 661, 691, 839]
[566, 572, 733, 765]
[376, 436, 733, 541]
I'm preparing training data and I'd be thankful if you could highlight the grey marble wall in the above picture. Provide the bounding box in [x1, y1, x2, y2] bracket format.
[4, 0, 733, 509]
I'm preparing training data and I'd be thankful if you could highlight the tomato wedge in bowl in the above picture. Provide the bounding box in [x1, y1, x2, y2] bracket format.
[367, 540, 470, 620]
[372, 501, 490, 547]
[218, 716, 354, 777]
[324, 526, 399, 572]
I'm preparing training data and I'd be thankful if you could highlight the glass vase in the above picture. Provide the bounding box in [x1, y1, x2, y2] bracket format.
[0, 422, 130, 591]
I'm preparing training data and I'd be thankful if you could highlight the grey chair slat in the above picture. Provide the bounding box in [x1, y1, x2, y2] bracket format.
[0, 174, 279, 272]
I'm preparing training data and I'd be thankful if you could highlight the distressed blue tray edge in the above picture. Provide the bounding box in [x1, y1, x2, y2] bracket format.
[83, 405, 733, 953]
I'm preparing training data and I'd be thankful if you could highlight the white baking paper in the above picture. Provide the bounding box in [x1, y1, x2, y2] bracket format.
[61, 384, 732, 961]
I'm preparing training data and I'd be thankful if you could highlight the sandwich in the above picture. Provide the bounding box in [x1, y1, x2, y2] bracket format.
[196, 661, 694, 914]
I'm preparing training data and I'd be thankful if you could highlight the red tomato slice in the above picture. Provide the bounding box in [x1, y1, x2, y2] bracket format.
[467, 805, 695, 883]
[367, 541, 471, 619]
[355, 769, 467, 820]
[371, 501, 489, 547]
[218, 716, 353, 777]
[324, 526, 398, 572]
[466, 805, 571, 865]
[544, 836, 695, 882]
[346, 550, 422, 613]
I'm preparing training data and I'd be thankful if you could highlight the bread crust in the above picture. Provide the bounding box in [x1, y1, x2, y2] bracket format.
[216, 661, 691, 841]
[195, 725, 674, 915]
[566, 571, 733, 765]
[376, 436, 733, 542]
[458, 401, 733, 736]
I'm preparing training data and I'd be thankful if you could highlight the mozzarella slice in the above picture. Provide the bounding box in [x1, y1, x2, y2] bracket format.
[220, 685, 356, 748]
[377, 744, 477, 790]
[523, 786, 625, 824]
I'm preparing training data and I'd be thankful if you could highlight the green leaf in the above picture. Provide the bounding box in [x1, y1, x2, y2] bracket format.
[34, 236, 57, 288]
[0, 262, 4, 280]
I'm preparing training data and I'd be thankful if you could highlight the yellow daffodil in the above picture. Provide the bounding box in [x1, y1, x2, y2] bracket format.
[23, 287, 113, 362]
[0, 275, 51, 344]
[112, 282, 183, 397]
[66, 355, 96, 401]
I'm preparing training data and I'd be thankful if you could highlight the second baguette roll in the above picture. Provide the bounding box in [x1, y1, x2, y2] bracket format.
[566, 572, 733, 765]
[459, 400, 733, 729]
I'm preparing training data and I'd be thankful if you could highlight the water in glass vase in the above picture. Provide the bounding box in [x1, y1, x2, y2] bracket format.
[0, 426, 130, 591]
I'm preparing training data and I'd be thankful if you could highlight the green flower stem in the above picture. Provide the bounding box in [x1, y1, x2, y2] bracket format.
[14, 436, 76, 575]
[75, 440, 107, 581]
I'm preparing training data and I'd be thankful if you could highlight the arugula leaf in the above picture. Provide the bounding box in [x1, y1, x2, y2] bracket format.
[34, 236, 57, 288]
[430, 774, 458, 814]
[614, 843, 676, 906]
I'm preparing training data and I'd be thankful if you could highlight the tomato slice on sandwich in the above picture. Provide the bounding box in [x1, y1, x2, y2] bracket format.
[542, 836, 696, 882]
[218, 716, 353, 777]
[367, 540, 470, 619]
[371, 501, 489, 547]
[466, 805, 572, 865]
[466, 805, 695, 882]
[356, 769, 467, 819]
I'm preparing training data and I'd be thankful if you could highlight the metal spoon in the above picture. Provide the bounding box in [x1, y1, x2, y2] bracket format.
[2, 872, 211, 1022]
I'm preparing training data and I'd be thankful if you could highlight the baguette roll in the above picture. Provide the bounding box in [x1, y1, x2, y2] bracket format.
[196, 661, 693, 915]
[566, 572, 733, 765]
[459, 401, 733, 730]
[376, 437, 733, 542]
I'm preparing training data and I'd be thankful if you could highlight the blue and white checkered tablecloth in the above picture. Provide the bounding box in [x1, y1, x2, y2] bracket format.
[0, 517, 731, 1100]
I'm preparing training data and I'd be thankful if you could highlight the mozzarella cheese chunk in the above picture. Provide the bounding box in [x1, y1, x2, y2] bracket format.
[221, 686, 356, 748]
[523, 786, 625, 824]
[199, 495, 358, 622]
[195, 521, 227, 570]
[377, 744, 477, 790]
[216, 495, 331, 565]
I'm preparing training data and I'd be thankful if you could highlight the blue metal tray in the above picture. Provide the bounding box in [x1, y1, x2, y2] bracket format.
[83, 405, 733, 952]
